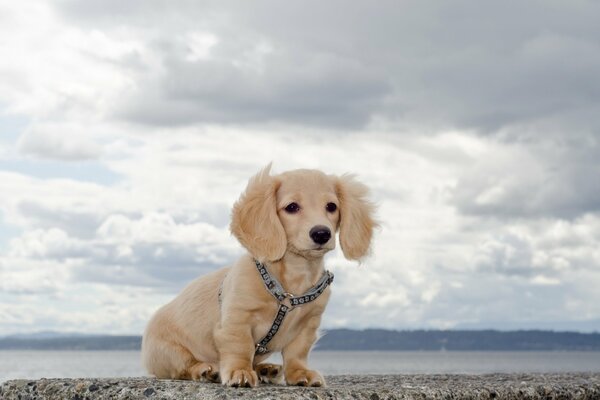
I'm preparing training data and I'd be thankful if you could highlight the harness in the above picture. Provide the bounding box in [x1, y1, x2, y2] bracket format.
[253, 260, 334, 355]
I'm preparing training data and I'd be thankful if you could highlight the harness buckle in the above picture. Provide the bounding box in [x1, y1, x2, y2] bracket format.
[255, 344, 269, 355]
[281, 292, 295, 309]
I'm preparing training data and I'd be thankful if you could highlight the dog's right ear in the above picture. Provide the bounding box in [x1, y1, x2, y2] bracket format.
[230, 165, 287, 262]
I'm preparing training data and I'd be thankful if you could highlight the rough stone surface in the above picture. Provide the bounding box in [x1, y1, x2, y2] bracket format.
[1, 374, 599, 399]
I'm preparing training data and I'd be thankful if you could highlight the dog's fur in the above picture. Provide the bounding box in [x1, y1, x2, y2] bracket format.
[141, 166, 376, 387]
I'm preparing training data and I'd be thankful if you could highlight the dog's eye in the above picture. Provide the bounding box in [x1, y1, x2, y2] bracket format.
[326, 202, 337, 213]
[284, 202, 300, 213]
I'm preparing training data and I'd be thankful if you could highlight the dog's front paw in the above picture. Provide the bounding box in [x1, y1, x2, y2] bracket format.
[254, 363, 283, 384]
[285, 368, 325, 387]
[221, 367, 258, 387]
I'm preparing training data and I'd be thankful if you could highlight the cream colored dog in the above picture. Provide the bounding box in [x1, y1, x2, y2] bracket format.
[141, 166, 376, 387]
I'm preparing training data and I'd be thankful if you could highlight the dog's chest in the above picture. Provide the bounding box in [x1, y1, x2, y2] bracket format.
[252, 291, 330, 352]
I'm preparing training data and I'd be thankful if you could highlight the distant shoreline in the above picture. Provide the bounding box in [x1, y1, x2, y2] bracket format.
[2, 329, 600, 351]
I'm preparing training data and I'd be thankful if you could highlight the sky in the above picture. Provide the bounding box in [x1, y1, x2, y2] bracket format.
[1, 0, 600, 335]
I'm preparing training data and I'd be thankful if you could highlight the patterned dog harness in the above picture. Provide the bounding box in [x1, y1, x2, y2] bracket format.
[253, 259, 334, 355]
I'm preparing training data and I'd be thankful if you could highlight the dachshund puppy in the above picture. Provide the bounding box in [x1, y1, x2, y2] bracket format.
[142, 166, 376, 387]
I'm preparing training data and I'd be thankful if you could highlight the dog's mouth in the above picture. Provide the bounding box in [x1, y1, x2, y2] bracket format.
[288, 244, 331, 258]
[314, 245, 333, 253]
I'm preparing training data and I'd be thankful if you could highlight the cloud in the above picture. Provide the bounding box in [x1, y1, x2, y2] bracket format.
[452, 137, 600, 219]
[16, 200, 104, 238]
[17, 122, 103, 161]
[8, 228, 86, 260]
[0, 168, 241, 300]
[2, 210, 240, 289]
[2, 1, 600, 335]
[2, 130, 600, 333]
[120, 49, 390, 128]
[4, 1, 599, 154]
[84, 212, 240, 287]
[0, 172, 115, 238]
[50, 0, 600, 135]
[0, 283, 170, 334]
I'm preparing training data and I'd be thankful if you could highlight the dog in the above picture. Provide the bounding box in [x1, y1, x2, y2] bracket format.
[141, 166, 376, 387]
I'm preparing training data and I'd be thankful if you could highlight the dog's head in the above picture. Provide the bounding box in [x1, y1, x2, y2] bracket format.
[230, 165, 377, 263]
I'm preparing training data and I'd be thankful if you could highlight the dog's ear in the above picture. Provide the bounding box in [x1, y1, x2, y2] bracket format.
[335, 174, 377, 261]
[230, 165, 286, 262]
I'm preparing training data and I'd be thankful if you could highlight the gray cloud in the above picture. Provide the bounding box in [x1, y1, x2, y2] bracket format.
[453, 138, 600, 219]
[120, 52, 389, 128]
[71, 240, 238, 289]
[474, 232, 535, 277]
[17, 200, 105, 239]
[55, 0, 600, 133]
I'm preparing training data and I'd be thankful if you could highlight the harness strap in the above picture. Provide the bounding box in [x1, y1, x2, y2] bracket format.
[253, 259, 333, 355]
[255, 304, 288, 355]
[254, 260, 289, 302]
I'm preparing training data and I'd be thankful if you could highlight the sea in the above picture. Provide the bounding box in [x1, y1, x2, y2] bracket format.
[1, 350, 600, 383]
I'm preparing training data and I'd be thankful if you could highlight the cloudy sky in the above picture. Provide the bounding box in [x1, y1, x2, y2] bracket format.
[1, 0, 600, 335]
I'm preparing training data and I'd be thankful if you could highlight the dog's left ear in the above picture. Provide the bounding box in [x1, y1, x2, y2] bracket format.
[335, 174, 378, 261]
[230, 165, 287, 262]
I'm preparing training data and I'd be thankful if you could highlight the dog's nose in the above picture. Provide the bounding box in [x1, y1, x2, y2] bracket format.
[310, 226, 331, 245]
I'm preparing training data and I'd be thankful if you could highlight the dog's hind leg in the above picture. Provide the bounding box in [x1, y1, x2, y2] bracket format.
[171, 344, 219, 382]
[143, 337, 218, 381]
[189, 361, 220, 383]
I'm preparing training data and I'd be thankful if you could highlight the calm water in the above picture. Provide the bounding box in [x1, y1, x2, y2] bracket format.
[1, 350, 600, 382]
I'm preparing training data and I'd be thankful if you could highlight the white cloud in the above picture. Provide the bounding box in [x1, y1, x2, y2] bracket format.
[0, 2, 140, 118]
[1, 0, 600, 334]
[183, 32, 219, 62]
[0, 282, 170, 335]
[16, 122, 103, 161]
[8, 228, 84, 259]
[4, 128, 600, 333]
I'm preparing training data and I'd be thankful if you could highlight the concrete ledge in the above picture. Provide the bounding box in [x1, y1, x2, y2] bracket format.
[1, 374, 599, 400]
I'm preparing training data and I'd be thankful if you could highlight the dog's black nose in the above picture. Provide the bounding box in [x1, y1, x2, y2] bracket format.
[310, 226, 331, 245]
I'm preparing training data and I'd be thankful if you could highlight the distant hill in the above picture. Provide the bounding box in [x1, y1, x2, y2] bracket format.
[0, 335, 141, 350]
[1, 329, 599, 351]
[4, 331, 98, 340]
[315, 329, 600, 351]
